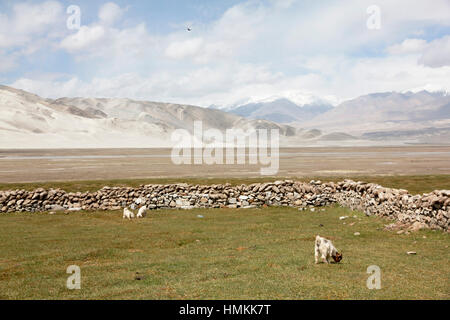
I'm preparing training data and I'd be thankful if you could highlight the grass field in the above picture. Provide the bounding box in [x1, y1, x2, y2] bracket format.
[0, 206, 448, 300]
[1, 174, 449, 195]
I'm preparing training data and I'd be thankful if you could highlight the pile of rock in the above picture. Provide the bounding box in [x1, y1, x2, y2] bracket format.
[0, 180, 448, 231]
[332, 180, 449, 230]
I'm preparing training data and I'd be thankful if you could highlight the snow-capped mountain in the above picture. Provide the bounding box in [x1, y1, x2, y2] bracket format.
[227, 98, 333, 123]
[208, 94, 335, 124]
[220, 92, 337, 110]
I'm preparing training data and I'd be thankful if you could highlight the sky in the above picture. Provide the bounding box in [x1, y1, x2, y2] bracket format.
[0, 0, 450, 107]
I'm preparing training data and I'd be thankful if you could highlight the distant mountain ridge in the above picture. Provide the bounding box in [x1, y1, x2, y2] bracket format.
[1, 85, 449, 148]
[208, 97, 334, 124]
[228, 98, 333, 123]
[301, 90, 450, 135]
[208, 91, 449, 143]
[0, 85, 302, 148]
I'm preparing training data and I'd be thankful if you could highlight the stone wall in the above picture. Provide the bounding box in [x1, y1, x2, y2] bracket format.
[0, 180, 448, 231]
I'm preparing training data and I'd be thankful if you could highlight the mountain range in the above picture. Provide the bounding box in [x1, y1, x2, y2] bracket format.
[301, 90, 450, 133]
[218, 90, 450, 144]
[0, 85, 300, 148]
[0, 85, 449, 148]
[224, 98, 333, 123]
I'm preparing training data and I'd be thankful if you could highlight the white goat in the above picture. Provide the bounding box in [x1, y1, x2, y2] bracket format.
[123, 207, 135, 220]
[314, 235, 343, 264]
[137, 205, 147, 218]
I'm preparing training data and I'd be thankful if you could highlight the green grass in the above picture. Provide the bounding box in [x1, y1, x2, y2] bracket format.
[0, 206, 448, 299]
[1, 174, 449, 194]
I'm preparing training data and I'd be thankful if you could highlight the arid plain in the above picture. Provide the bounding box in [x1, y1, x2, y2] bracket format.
[0, 146, 449, 183]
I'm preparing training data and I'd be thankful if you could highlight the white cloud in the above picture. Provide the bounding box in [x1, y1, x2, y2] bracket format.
[340, 56, 450, 98]
[419, 36, 450, 68]
[10, 52, 450, 108]
[3, 0, 450, 108]
[60, 25, 106, 52]
[388, 36, 450, 68]
[98, 2, 124, 25]
[165, 38, 204, 59]
[0, 1, 65, 76]
[387, 38, 427, 54]
[58, 3, 155, 64]
[10, 63, 283, 105]
[380, 0, 450, 24]
[283, 0, 450, 55]
[163, 1, 267, 65]
[0, 1, 64, 49]
[270, 0, 296, 9]
[12, 1, 63, 35]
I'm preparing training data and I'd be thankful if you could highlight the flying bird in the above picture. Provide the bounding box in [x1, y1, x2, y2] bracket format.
[187, 26, 192, 32]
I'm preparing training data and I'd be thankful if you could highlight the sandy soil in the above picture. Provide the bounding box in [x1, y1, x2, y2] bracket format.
[0, 146, 449, 183]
